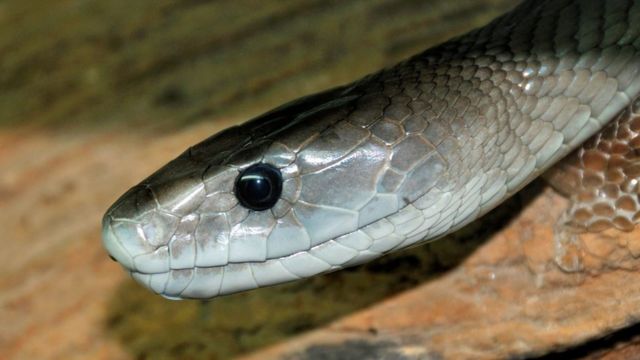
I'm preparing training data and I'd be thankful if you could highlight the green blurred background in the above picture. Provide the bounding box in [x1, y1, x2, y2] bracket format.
[2, 0, 514, 129]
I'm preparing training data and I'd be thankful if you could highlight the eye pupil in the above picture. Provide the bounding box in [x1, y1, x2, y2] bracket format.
[235, 163, 283, 210]
[244, 177, 270, 201]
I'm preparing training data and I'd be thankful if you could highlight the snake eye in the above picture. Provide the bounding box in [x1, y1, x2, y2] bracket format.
[234, 163, 283, 211]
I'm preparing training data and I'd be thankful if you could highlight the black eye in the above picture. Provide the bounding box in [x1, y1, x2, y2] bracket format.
[234, 163, 283, 211]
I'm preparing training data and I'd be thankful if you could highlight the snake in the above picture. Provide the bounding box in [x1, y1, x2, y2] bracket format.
[102, 0, 640, 300]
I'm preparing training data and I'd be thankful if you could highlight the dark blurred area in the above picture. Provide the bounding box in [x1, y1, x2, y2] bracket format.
[0, 0, 513, 129]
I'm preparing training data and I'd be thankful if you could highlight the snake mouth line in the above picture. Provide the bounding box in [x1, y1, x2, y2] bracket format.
[127, 256, 325, 300]
[118, 231, 391, 299]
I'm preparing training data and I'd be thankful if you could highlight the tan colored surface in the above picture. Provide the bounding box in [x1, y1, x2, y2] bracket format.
[241, 188, 640, 360]
[0, 122, 227, 359]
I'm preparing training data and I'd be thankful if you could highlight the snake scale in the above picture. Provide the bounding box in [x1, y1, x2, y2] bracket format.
[103, 0, 640, 299]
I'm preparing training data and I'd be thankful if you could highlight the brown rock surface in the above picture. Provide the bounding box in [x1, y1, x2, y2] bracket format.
[0, 123, 227, 359]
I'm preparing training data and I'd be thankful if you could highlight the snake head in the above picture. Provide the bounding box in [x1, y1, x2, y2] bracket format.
[102, 84, 421, 299]
[101, 58, 526, 300]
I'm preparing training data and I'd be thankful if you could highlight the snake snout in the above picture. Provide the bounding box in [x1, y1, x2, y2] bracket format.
[101, 216, 136, 271]
[102, 185, 175, 274]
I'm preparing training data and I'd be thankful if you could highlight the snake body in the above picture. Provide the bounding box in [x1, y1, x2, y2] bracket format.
[103, 0, 640, 299]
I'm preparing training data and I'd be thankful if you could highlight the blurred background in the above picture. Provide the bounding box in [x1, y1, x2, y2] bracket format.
[0, 1, 515, 359]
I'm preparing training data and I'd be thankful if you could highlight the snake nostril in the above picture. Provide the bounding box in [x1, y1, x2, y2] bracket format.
[109, 255, 117, 262]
